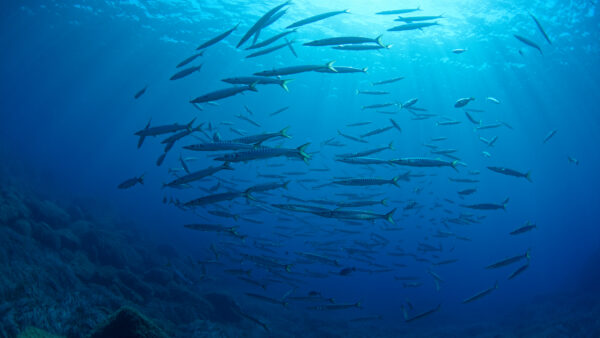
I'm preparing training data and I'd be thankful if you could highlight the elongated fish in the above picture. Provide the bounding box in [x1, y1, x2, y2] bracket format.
[118, 174, 144, 189]
[304, 36, 385, 47]
[315, 66, 367, 74]
[395, 15, 444, 23]
[135, 118, 195, 149]
[170, 65, 202, 80]
[514, 34, 542, 55]
[214, 143, 311, 164]
[254, 61, 336, 76]
[488, 166, 531, 182]
[388, 22, 439, 32]
[246, 30, 297, 50]
[190, 84, 257, 104]
[333, 44, 392, 51]
[183, 141, 255, 152]
[197, 24, 239, 50]
[461, 198, 509, 211]
[245, 292, 287, 307]
[232, 127, 291, 144]
[176, 51, 204, 68]
[529, 13, 551, 45]
[184, 191, 253, 207]
[510, 221, 537, 235]
[163, 163, 233, 188]
[314, 208, 396, 224]
[403, 303, 441, 322]
[336, 141, 393, 158]
[333, 175, 405, 188]
[134, 86, 147, 99]
[508, 263, 529, 280]
[308, 302, 361, 310]
[391, 158, 458, 170]
[462, 281, 498, 303]
[237, 1, 290, 48]
[543, 129, 557, 144]
[376, 8, 421, 15]
[485, 249, 531, 269]
[361, 126, 393, 138]
[372, 77, 404, 86]
[222, 76, 292, 92]
[286, 10, 349, 29]
[246, 40, 295, 58]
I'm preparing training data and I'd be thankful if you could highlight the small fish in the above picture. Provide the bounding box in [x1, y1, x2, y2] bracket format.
[170, 65, 202, 81]
[197, 24, 239, 50]
[529, 13, 552, 45]
[286, 9, 349, 29]
[462, 281, 498, 304]
[372, 77, 404, 86]
[134, 86, 147, 99]
[190, 84, 257, 104]
[270, 106, 290, 116]
[356, 90, 390, 95]
[486, 97, 501, 104]
[453, 48, 467, 54]
[487, 166, 532, 182]
[543, 129, 557, 144]
[176, 51, 204, 68]
[395, 15, 444, 23]
[514, 34, 543, 55]
[376, 8, 421, 15]
[485, 250, 531, 269]
[118, 174, 144, 189]
[567, 156, 579, 165]
[454, 97, 475, 108]
[388, 22, 439, 31]
[245, 292, 287, 307]
[403, 303, 441, 322]
[509, 221, 537, 235]
[304, 36, 385, 47]
[508, 263, 530, 280]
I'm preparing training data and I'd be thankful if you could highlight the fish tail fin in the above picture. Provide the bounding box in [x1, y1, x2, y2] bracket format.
[326, 61, 337, 72]
[297, 143, 311, 163]
[356, 301, 362, 308]
[344, 9, 350, 13]
[187, 117, 197, 131]
[526, 248, 531, 260]
[494, 281, 499, 289]
[389, 141, 394, 150]
[246, 270, 252, 277]
[248, 82, 259, 92]
[222, 161, 234, 170]
[233, 215, 239, 221]
[451, 160, 459, 172]
[280, 126, 292, 139]
[283, 180, 290, 190]
[285, 264, 293, 272]
[525, 171, 532, 182]
[502, 197, 510, 210]
[245, 192, 256, 201]
[375, 35, 384, 47]
[362, 67, 368, 73]
[138, 173, 145, 185]
[281, 79, 293, 92]
[392, 176, 400, 187]
[385, 208, 396, 224]
[355, 89, 359, 95]
[381, 199, 389, 206]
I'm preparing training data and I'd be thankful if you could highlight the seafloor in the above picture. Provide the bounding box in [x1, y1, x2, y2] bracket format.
[1, 167, 599, 338]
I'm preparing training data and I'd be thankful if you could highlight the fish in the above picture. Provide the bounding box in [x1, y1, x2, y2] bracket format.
[376, 8, 421, 15]
[391, 158, 458, 170]
[163, 163, 233, 188]
[336, 141, 394, 158]
[183, 141, 256, 152]
[184, 224, 241, 236]
[356, 90, 389, 95]
[486, 250, 531, 269]
[232, 127, 291, 144]
[372, 77, 404, 86]
[454, 97, 475, 108]
[476, 123, 503, 130]
[514, 34, 543, 55]
[308, 302, 361, 310]
[246, 30, 297, 50]
[304, 36, 385, 47]
[361, 126, 393, 138]
[246, 40, 295, 58]
[508, 263, 530, 280]
[458, 188, 477, 196]
[314, 208, 396, 224]
[170, 64, 202, 80]
[336, 199, 388, 208]
[333, 44, 392, 51]
[270, 106, 290, 116]
[543, 129, 557, 144]
[254, 61, 336, 76]
[118, 174, 144, 189]
[350, 315, 383, 322]
[346, 121, 372, 127]
[362, 103, 397, 110]
[465, 111, 480, 125]
[134, 86, 147, 99]
[333, 175, 406, 188]
[462, 281, 498, 303]
[453, 48, 467, 54]
[222, 76, 293, 92]
[235, 114, 261, 127]
[337, 130, 368, 144]
[395, 15, 444, 23]
[337, 157, 392, 165]
[461, 198, 509, 211]
[403, 303, 441, 322]
[245, 181, 290, 194]
[286, 9, 350, 29]
[190, 84, 257, 104]
[486, 96, 501, 104]
[436, 120, 461, 126]
[197, 24, 239, 50]
[449, 177, 479, 183]
[388, 22, 439, 32]
[529, 13, 552, 45]
[184, 191, 253, 207]
[389, 119, 402, 133]
[245, 292, 287, 307]
[176, 51, 204, 68]
[135, 118, 195, 148]
[509, 221, 537, 235]
[214, 143, 311, 164]
[487, 166, 532, 182]
[567, 156, 579, 165]
[237, 1, 290, 48]
[315, 66, 367, 74]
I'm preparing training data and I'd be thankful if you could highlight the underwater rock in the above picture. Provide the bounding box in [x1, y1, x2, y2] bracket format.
[143, 268, 173, 286]
[69, 219, 93, 236]
[17, 326, 65, 338]
[33, 223, 61, 250]
[56, 229, 80, 251]
[28, 199, 71, 229]
[89, 307, 168, 338]
[10, 218, 32, 237]
[0, 191, 30, 226]
[203, 293, 243, 324]
[117, 270, 153, 301]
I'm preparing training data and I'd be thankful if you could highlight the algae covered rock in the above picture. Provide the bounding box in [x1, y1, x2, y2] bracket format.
[17, 326, 64, 338]
[89, 307, 168, 338]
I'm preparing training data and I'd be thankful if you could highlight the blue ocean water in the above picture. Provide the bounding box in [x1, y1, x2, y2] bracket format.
[1, 0, 600, 337]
